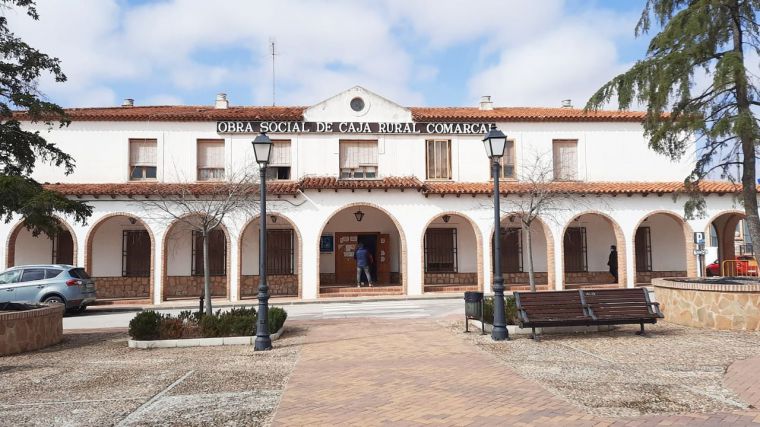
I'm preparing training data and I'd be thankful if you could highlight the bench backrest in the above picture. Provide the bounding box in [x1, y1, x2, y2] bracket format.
[581, 288, 655, 319]
[514, 290, 589, 323]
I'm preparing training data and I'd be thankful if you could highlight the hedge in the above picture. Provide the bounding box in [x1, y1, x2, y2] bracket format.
[482, 295, 518, 325]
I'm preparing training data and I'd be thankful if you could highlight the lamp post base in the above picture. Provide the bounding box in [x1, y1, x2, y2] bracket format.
[491, 326, 509, 341]
[254, 336, 272, 351]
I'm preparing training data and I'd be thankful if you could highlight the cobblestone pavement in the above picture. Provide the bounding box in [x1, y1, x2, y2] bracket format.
[273, 319, 760, 426]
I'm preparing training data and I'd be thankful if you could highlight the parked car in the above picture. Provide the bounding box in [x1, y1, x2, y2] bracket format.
[0, 265, 96, 313]
[706, 255, 758, 276]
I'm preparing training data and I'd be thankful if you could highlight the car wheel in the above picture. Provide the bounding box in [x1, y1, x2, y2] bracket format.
[71, 306, 86, 314]
[42, 295, 65, 305]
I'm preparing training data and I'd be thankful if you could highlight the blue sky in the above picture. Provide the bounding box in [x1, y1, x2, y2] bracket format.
[12, 0, 653, 109]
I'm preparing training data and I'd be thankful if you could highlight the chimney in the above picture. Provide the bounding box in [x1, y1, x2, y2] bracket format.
[215, 93, 229, 109]
[121, 98, 134, 107]
[479, 95, 493, 111]
[561, 99, 573, 108]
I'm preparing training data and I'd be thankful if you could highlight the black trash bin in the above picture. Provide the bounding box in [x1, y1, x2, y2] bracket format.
[464, 291, 484, 334]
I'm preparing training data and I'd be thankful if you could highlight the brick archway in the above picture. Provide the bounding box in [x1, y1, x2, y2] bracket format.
[84, 212, 155, 301]
[560, 211, 626, 288]
[487, 213, 556, 291]
[161, 214, 232, 301]
[237, 212, 303, 300]
[704, 210, 748, 269]
[316, 202, 408, 296]
[5, 216, 79, 269]
[420, 211, 484, 293]
[631, 210, 695, 284]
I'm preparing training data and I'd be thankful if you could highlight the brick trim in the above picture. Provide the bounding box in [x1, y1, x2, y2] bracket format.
[420, 212, 484, 292]
[5, 217, 79, 268]
[487, 214, 556, 289]
[559, 210, 626, 288]
[631, 210, 695, 281]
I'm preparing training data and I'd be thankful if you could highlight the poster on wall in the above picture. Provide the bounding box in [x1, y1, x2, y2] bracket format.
[320, 235, 334, 253]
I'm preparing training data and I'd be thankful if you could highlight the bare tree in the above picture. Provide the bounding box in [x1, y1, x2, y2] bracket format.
[502, 152, 584, 292]
[140, 168, 261, 314]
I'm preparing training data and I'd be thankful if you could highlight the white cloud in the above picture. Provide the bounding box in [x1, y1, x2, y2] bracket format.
[5, 0, 642, 109]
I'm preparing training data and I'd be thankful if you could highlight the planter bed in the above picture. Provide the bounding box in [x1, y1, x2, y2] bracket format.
[128, 323, 286, 349]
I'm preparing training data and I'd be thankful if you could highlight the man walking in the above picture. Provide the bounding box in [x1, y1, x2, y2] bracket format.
[354, 242, 374, 287]
[608, 245, 618, 283]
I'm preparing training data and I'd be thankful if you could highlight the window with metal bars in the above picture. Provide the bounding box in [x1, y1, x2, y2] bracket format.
[635, 227, 653, 272]
[425, 139, 451, 180]
[563, 227, 588, 272]
[191, 229, 227, 276]
[51, 230, 74, 265]
[424, 228, 457, 272]
[122, 230, 151, 277]
[267, 229, 294, 275]
[501, 227, 523, 273]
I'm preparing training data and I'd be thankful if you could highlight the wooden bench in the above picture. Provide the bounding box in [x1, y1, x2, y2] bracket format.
[513, 288, 663, 340]
[582, 288, 663, 335]
[513, 290, 592, 340]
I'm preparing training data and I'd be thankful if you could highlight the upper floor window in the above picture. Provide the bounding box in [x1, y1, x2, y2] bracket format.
[426, 139, 451, 180]
[553, 139, 578, 181]
[266, 140, 291, 180]
[129, 139, 157, 180]
[197, 139, 225, 181]
[498, 140, 516, 179]
[340, 140, 377, 179]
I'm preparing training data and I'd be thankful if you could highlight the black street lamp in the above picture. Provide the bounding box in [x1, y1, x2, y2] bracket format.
[483, 124, 509, 341]
[252, 132, 273, 351]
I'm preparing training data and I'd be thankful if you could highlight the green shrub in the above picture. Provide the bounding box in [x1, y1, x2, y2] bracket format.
[199, 307, 257, 338]
[482, 296, 518, 325]
[159, 316, 184, 339]
[268, 306, 288, 333]
[128, 310, 162, 340]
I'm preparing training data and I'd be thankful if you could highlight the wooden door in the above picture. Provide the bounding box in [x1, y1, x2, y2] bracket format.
[334, 232, 358, 284]
[377, 234, 390, 284]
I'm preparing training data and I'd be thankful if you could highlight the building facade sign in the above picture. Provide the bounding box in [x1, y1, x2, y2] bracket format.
[216, 121, 494, 135]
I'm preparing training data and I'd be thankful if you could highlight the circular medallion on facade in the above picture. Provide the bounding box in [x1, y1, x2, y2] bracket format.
[350, 97, 365, 112]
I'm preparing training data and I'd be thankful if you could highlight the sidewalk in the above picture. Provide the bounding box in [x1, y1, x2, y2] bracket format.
[272, 318, 760, 426]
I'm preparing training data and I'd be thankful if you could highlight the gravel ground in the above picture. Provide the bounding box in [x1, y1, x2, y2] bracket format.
[452, 321, 760, 418]
[0, 325, 305, 426]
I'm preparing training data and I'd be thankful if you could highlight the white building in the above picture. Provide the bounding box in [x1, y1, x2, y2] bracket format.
[1, 87, 750, 305]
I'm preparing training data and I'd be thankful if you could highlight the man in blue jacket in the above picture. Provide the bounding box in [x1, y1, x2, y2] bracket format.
[354, 242, 374, 287]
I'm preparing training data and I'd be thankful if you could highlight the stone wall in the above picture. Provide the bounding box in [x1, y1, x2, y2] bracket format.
[165, 276, 227, 298]
[503, 272, 549, 285]
[241, 275, 298, 297]
[635, 271, 687, 284]
[565, 271, 615, 284]
[424, 272, 477, 285]
[0, 305, 64, 356]
[653, 278, 760, 331]
[93, 276, 150, 299]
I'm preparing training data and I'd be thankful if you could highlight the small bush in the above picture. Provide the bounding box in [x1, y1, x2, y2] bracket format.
[159, 316, 184, 339]
[199, 307, 257, 338]
[483, 296, 518, 325]
[128, 310, 162, 340]
[268, 306, 288, 333]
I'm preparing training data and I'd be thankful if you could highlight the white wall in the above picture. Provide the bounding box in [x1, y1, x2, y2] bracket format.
[643, 213, 687, 271]
[500, 216, 549, 271]
[166, 221, 194, 276]
[569, 213, 617, 272]
[14, 228, 53, 266]
[240, 216, 297, 275]
[425, 215, 478, 273]
[91, 216, 147, 276]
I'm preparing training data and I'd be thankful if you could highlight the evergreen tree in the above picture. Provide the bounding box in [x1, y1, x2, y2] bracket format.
[586, 0, 760, 251]
[0, 0, 91, 237]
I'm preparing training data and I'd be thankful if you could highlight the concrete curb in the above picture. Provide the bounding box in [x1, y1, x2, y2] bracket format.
[127, 324, 286, 349]
[468, 320, 613, 336]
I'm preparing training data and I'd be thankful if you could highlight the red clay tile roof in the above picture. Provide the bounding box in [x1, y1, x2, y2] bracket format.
[44, 181, 300, 196]
[299, 176, 423, 190]
[42, 179, 751, 197]
[422, 181, 748, 195]
[15, 105, 646, 123]
[410, 107, 647, 122]
[17, 106, 305, 122]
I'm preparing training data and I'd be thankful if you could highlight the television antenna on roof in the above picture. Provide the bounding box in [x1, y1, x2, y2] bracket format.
[269, 37, 277, 107]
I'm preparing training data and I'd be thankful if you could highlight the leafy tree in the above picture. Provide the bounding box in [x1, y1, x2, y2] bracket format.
[0, 0, 91, 237]
[586, 0, 760, 253]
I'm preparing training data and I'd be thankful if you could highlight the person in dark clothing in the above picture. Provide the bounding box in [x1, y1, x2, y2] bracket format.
[608, 245, 618, 282]
[354, 242, 374, 287]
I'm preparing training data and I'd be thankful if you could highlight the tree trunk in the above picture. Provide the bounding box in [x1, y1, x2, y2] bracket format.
[524, 221, 536, 292]
[203, 230, 212, 315]
[730, 4, 760, 260]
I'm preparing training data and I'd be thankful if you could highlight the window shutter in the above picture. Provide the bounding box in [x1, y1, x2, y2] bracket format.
[553, 140, 578, 180]
[270, 141, 291, 166]
[130, 139, 157, 166]
[197, 140, 224, 169]
[340, 140, 377, 169]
